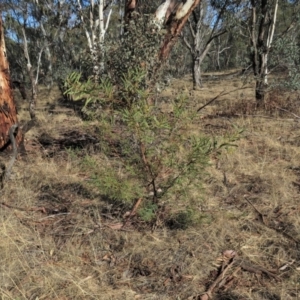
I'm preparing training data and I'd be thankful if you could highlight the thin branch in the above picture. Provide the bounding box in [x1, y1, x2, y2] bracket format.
[196, 86, 252, 113]
[275, 106, 300, 120]
[207, 29, 227, 45]
[35, 47, 44, 85]
[188, 17, 196, 39]
[182, 32, 193, 53]
[201, 254, 236, 299]
[122, 197, 143, 228]
[266, 0, 278, 49]
[218, 46, 231, 54]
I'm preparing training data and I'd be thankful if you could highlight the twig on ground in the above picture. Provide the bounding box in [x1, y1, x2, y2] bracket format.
[197, 86, 251, 113]
[275, 106, 300, 120]
[122, 197, 142, 228]
[244, 196, 266, 225]
[244, 196, 299, 244]
[201, 250, 237, 299]
[237, 259, 280, 281]
[199, 249, 281, 299]
[0, 202, 47, 213]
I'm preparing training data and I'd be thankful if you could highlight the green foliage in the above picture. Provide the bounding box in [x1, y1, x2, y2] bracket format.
[62, 71, 117, 120]
[271, 36, 300, 90]
[119, 67, 148, 106]
[63, 67, 158, 115]
[63, 72, 114, 107]
[108, 12, 165, 89]
[168, 209, 195, 229]
[166, 208, 213, 229]
[73, 69, 242, 226]
[62, 64, 243, 226]
[81, 155, 144, 203]
[138, 202, 158, 222]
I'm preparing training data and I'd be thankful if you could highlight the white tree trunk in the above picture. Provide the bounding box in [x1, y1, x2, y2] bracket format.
[182, 2, 226, 89]
[40, 23, 53, 87]
[77, 0, 112, 80]
[21, 27, 37, 120]
[264, 0, 278, 84]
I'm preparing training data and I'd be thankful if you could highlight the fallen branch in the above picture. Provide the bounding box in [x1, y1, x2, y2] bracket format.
[200, 250, 280, 299]
[122, 197, 142, 228]
[196, 86, 251, 113]
[1, 201, 47, 213]
[244, 196, 299, 244]
[200, 250, 237, 299]
[275, 106, 300, 120]
[237, 259, 280, 281]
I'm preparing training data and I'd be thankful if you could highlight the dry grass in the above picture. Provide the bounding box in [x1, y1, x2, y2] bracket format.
[1, 77, 300, 299]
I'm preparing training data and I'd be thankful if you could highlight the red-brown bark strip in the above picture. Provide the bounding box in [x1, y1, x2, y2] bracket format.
[124, 0, 138, 25]
[0, 13, 21, 150]
[159, 0, 201, 61]
[124, 1, 202, 63]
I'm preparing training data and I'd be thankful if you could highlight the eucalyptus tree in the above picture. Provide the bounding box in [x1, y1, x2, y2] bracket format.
[74, 0, 114, 80]
[182, 0, 229, 89]
[267, 0, 300, 90]
[121, 0, 202, 87]
[3, 0, 72, 119]
[248, 0, 279, 102]
[0, 12, 21, 149]
[244, 0, 300, 102]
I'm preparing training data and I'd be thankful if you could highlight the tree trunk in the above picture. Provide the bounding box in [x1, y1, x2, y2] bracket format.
[255, 79, 266, 103]
[250, 0, 278, 104]
[193, 56, 202, 89]
[0, 14, 22, 150]
[21, 27, 37, 120]
[159, 0, 201, 61]
[125, 0, 201, 62]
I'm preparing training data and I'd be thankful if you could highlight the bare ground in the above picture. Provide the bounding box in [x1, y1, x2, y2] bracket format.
[1, 75, 300, 299]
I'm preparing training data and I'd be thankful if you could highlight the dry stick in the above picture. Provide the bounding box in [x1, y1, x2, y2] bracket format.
[237, 259, 280, 281]
[244, 196, 266, 225]
[140, 142, 158, 198]
[200, 256, 280, 299]
[0, 201, 46, 213]
[122, 197, 142, 229]
[234, 114, 280, 119]
[275, 106, 300, 120]
[196, 86, 252, 113]
[222, 266, 242, 291]
[234, 114, 299, 122]
[201, 258, 236, 299]
[244, 196, 299, 245]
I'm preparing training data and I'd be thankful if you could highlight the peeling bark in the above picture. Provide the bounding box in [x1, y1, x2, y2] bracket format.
[77, 0, 113, 80]
[125, 0, 138, 24]
[193, 56, 202, 89]
[21, 27, 37, 120]
[124, 0, 202, 62]
[159, 0, 201, 61]
[250, 0, 278, 104]
[182, 0, 228, 90]
[0, 15, 22, 150]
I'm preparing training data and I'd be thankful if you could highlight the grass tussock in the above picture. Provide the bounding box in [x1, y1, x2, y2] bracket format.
[1, 77, 300, 299]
